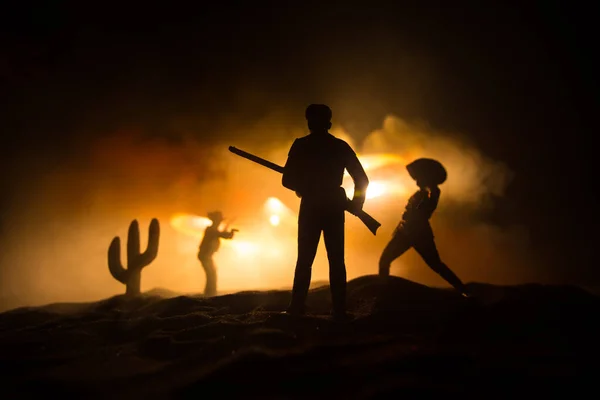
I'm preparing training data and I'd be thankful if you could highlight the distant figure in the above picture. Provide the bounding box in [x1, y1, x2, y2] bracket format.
[282, 104, 369, 319]
[379, 158, 470, 297]
[198, 211, 237, 297]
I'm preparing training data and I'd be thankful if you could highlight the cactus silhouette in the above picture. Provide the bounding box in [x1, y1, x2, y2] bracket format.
[108, 218, 160, 296]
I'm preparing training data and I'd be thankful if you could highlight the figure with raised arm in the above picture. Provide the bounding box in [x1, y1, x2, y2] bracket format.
[198, 211, 237, 297]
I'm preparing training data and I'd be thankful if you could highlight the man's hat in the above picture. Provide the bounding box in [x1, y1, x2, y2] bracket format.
[207, 211, 223, 221]
[305, 104, 332, 123]
[406, 158, 447, 185]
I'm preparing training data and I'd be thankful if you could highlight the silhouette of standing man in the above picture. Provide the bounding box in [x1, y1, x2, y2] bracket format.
[198, 211, 237, 297]
[282, 104, 369, 319]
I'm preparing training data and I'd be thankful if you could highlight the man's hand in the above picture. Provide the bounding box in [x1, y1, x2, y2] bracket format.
[223, 229, 238, 239]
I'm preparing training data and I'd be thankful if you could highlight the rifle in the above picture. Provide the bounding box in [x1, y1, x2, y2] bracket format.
[228, 146, 381, 235]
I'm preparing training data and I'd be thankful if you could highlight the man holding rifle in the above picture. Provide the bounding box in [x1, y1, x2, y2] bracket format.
[281, 104, 370, 320]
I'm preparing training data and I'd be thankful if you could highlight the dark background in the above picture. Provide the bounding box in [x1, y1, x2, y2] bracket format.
[1, 2, 596, 285]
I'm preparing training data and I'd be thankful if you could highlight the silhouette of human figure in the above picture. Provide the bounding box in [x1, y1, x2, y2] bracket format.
[379, 159, 470, 297]
[198, 211, 237, 297]
[282, 104, 369, 319]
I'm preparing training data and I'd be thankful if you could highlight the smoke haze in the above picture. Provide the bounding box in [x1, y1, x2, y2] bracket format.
[0, 111, 540, 311]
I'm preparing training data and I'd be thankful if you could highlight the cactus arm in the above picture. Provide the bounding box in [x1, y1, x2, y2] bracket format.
[127, 219, 141, 269]
[138, 218, 160, 267]
[108, 218, 160, 296]
[108, 236, 128, 284]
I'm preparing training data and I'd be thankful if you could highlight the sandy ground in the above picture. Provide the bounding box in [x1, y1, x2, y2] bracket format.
[1, 275, 598, 398]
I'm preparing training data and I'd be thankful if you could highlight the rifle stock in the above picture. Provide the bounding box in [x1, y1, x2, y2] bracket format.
[350, 208, 381, 236]
[229, 146, 381, 235]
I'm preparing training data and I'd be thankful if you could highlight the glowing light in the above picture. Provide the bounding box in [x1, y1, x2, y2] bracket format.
[345, 180, 387, 200]
[366, 181, 387, 199]
[264, 197, 295, 225]
[344, 180, 407, 200]
[344, 153, 406, 176]
[171, 213, 271, 261]
[230, 241, 258, 256]
[265, 197, 285, 213]
[170, 213, 211, 237]
[361, 154, 406, 170]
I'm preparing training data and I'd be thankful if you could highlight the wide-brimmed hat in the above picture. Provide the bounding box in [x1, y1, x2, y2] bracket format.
[207, 211, 224, 221]
[406, 158, 447, 185]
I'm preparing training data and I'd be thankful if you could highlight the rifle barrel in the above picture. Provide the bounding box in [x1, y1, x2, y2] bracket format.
[229, 146, 284, 173]
[228, 145, 380, 235]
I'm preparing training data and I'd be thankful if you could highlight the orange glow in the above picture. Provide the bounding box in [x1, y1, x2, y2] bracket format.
[341, 154, 411, 200]
[170, 197, 296, 259]
[168, 155, 415, 293]
[345, 153, 406, 175]
[265, 197, 286, 213]
[230, 240, 259, 256]
[170, 213, 212, 238]
[263, 196, 296, 226]
[269, 215, 281, 226]
[345, 180, 397, 200]
[169, 205, 297, 291]
[1, 114, 523, 312]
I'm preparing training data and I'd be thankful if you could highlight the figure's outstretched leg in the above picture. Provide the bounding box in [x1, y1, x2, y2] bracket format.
[288, 207, 321, 315]
[378, 230, 412, 277]
[323, 208, 347, 317]
[413, 238, 469, 297]
[201, 256, 217, 297]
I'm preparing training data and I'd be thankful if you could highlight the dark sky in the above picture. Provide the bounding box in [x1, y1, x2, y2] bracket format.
[1, 2, 597, 284]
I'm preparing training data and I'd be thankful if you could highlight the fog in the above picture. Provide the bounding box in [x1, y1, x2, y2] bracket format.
[0, 112, 540, 311]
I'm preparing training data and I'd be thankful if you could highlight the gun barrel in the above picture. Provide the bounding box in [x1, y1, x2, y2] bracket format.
[228, 145, 381, 235]
[229, 146, 284, 173]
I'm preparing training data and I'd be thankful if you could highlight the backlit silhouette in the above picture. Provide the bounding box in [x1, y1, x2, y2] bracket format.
[379, 158, 470, 297]
[108, 218, 160, 296]
[282, 104, 370, 319]
[198, 211, 237, 297]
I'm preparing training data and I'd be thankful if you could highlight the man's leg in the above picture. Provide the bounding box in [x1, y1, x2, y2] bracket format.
[413, 237, 469, 297]
[378, 230, 412, 276]
[323, 207, 347, 317]
[288, 204, 321, 315]
[200, 256, 217, 297]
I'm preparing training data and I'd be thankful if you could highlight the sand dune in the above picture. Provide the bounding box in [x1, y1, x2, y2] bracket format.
[1, 275, 598, 398]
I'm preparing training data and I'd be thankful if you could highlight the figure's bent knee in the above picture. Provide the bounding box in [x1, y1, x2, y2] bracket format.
[379, 250, 392, 266]
[428, 261, 447, 274]
[378, 257, 391, 276]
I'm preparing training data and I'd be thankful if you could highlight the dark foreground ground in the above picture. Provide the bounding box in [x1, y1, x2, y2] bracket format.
[1, 275, 599, 398]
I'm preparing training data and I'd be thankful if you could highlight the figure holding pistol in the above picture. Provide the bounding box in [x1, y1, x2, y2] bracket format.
[198, 211, 237, 297]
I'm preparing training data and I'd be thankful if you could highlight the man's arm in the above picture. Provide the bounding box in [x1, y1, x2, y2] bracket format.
[345, 144, 369, 211]
[282, 139, 302, 193]
[219, 231, 235, 239]
[219, 228, 238, 239]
